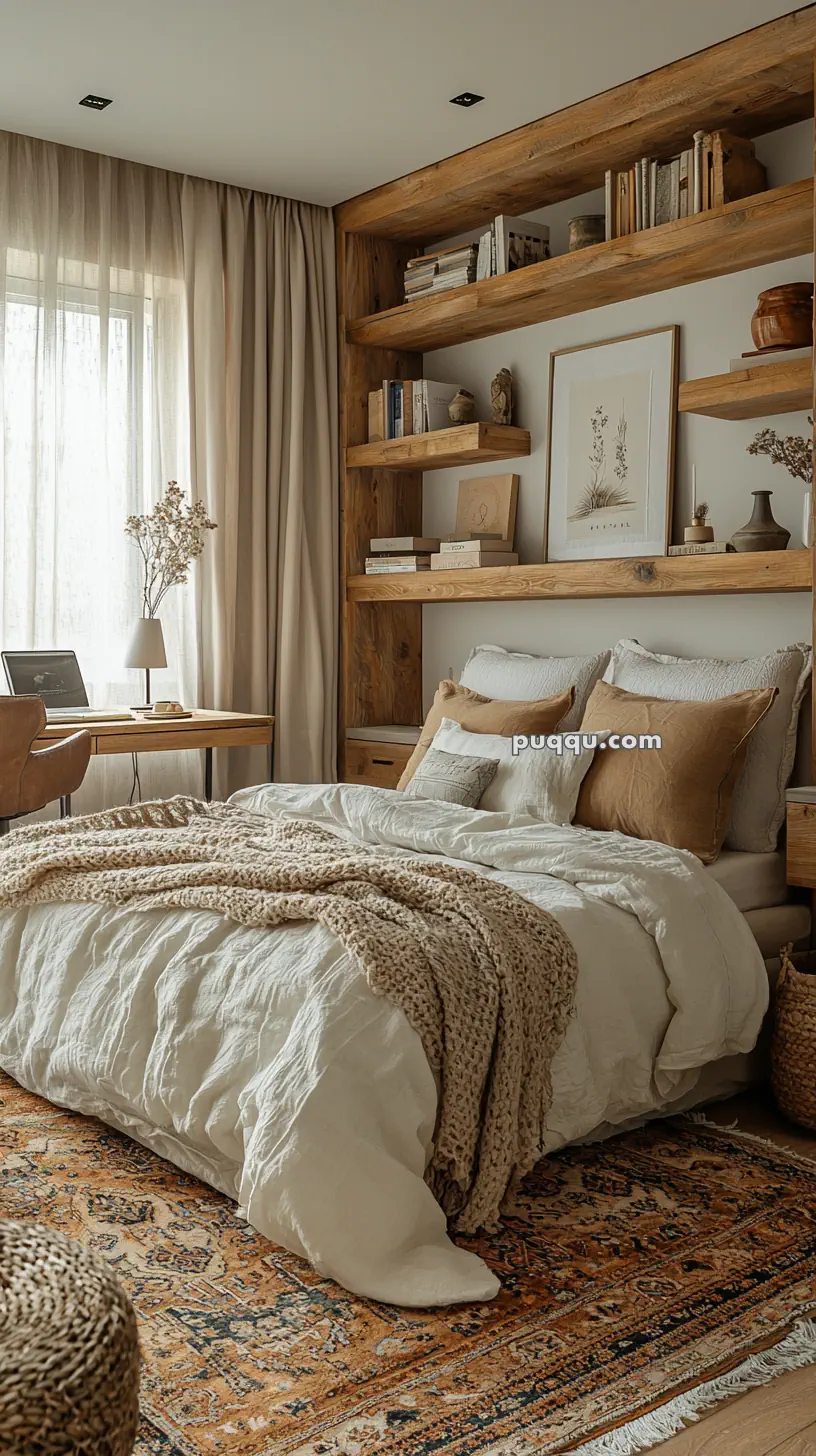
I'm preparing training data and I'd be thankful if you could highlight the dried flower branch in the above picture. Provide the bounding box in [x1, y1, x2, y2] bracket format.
[125, 482, 217, 619]
[747, 419, 813, 486]
[692, 500, 709, 524]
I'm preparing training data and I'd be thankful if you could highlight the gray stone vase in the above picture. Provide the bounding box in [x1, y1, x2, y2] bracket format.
[730, 490, 791, 552]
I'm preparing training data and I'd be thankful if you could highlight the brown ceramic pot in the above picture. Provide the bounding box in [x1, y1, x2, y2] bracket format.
[750, 283, 813, 351]
[568, 215, 605, 251]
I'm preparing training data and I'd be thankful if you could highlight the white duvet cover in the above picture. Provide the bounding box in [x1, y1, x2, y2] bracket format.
[0, 783, 768, 1307]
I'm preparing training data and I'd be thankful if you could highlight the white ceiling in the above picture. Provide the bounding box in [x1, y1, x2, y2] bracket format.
[0, 0, 801, 208]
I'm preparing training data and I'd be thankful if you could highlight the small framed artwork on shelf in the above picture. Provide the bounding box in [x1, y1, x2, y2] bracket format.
[544, 325, 679, 561]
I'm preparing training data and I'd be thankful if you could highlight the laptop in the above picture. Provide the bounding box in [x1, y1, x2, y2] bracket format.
[2, 650, 132, 723]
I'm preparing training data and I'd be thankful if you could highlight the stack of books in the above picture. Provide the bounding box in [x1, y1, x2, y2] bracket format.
[404, 244, 478, 301]
[431, 536, 518, 570]
[368, 379, 461, 441]
[365, 536, 440, 575]
[475, 215, 550, 280]
[604, 131, 766, 241]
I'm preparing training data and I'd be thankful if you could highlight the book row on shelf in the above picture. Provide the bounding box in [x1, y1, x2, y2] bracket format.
[365, 535, 518, 575]
[368, 378, 463, 441]
[604, 129, 766, 239]
[403, 215, 550, 302]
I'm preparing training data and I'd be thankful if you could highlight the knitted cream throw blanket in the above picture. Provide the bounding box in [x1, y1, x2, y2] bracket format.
[0, 797, 578, 1233]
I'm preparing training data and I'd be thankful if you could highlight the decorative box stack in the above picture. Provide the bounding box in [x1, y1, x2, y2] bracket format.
[431, 474, 519, 570]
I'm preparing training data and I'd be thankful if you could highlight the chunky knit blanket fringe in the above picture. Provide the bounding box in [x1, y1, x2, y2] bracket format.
[0, 797, 578, 1233]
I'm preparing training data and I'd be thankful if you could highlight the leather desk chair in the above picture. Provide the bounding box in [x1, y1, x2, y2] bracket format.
[0, 696, 91, 835]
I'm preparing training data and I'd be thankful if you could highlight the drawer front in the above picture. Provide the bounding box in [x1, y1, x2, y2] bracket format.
[786, 801, 816, 887]
[345, 739, 414, 790]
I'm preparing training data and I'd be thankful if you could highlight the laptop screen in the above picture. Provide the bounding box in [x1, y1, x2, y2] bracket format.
[2, 651, 89, 709]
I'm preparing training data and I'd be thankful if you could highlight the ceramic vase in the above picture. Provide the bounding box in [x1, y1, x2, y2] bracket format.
[730, 491, 791, 553]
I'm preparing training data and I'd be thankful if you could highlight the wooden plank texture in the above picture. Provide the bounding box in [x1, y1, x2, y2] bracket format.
[335, 8, 816, 241]
[348, 549, 811, 604]
[337, 229, 424, 764]
[347, 182, 812, 352]
[346, 422, 531, 472]
[679, 357, 812, 419]
[656, 1367, 816, 1454]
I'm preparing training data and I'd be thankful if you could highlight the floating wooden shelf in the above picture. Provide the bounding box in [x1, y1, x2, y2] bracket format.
[346, 181, 812, 353]
[346, 422, 531, 472]
[348, 549, 811, 604]
[336, 10, 816, 242]
[679, 356, 812, 419]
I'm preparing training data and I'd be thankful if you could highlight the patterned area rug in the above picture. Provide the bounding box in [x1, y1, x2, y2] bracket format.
[1, 1072, 816, 1456]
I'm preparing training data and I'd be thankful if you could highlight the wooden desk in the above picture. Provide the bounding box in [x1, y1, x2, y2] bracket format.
[35, 710, 274, 802]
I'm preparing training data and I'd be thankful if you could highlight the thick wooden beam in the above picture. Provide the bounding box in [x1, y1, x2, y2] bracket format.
[348, 550, 811, 604]
[337, 229, 424, 758]
[346, 422, 531, 472]
[346, 181, 812, 352]
[679, 357, 812, 419]
[336, 7, 816, 243]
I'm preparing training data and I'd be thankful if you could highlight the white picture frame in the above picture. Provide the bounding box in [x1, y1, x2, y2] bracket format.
[544, 326, 679, 561]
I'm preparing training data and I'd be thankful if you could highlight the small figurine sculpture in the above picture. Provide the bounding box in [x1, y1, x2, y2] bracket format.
[490, 368, 513, 425]
[448, 388, 476, 425]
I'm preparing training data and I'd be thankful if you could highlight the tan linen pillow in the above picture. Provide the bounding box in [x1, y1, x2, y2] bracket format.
[397, 680, 574, 789]
[575, 680, 777, 863]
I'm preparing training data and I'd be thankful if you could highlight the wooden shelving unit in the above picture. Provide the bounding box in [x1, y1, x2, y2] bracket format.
[346, 422, 530, 472]
[349, 550, 811, 605]
[346, 182, 811, 353]
[335, 7, 816, 779]
[679, 356, 812, 419]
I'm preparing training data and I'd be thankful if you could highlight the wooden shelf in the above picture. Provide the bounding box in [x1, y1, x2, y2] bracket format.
[679, 356, 812, 419]
[346, 181, 812, 353]
[336, 10, 815, 242]
[348, 549, 811, 604]
[346, 422, 531, 472]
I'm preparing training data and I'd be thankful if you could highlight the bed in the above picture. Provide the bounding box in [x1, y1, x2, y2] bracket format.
[0, 781, 771, 1307]
[0, 639, 809, 1307]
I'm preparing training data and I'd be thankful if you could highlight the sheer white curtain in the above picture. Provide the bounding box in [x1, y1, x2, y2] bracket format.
[0, 133, 200, 807]
[0, 130, 339, 808]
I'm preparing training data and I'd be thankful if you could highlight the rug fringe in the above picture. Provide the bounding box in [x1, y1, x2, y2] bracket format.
[566, 1318, 816, 1456]
[682, 1110, 816, 1168]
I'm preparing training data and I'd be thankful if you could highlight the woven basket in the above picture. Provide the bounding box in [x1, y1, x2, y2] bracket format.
[771, 946, 816, 1131]
[0, 1221, 140, 1455]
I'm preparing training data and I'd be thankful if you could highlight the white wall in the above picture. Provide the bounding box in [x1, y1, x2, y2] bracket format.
[421, 121, 813, 703]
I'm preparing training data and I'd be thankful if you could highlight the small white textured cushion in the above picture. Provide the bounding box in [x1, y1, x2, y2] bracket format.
[460, 645, 610, 730]
[603, 639, 812, 854]
[432, 718, 598, 822]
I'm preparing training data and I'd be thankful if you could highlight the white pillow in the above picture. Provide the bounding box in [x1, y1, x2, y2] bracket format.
[603, 639, 812, 854]
[432, 717, 598, 822]
[460, 644, 610, 730]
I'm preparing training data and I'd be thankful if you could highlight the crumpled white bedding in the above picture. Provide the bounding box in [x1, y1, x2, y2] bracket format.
[0, 783, 768, 1307]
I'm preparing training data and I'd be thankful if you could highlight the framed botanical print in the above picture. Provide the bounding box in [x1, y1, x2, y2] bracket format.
[544, 326, 679, 561]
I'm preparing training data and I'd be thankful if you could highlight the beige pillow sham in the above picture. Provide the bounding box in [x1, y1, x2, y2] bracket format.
[576, 680, 777, 863]
[397, 680, 574, 789]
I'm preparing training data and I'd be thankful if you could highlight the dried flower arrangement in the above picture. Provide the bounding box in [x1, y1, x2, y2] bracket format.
[125, 482, 217, 619]
[747, 421, 813, 486]
[691, 500, 709, 525]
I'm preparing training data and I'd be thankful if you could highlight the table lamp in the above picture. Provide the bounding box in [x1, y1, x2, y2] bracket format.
[124, 618, 167, 709]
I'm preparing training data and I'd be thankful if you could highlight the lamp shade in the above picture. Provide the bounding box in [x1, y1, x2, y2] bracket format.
[124, 617, 167, 671]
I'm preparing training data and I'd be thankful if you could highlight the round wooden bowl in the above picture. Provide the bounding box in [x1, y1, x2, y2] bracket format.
[751, 282, 813, 351]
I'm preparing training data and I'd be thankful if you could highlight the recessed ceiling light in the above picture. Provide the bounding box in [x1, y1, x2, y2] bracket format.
[450, 92, 484, 108]
[79, 94, 113, 111]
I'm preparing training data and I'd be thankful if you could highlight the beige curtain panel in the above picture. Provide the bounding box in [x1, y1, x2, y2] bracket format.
[0, 129, 338, 799]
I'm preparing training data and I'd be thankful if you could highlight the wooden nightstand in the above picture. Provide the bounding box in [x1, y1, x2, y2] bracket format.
[785, 788, 816, 888]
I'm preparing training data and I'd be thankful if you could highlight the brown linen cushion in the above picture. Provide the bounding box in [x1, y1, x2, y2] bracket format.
[398, 681, 575, 789]
[575, 680, 778, 863]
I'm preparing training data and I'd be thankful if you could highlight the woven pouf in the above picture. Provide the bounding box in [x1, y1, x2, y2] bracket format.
[772, 948, 816, 1131]
[0, 1221, 140, 1455]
